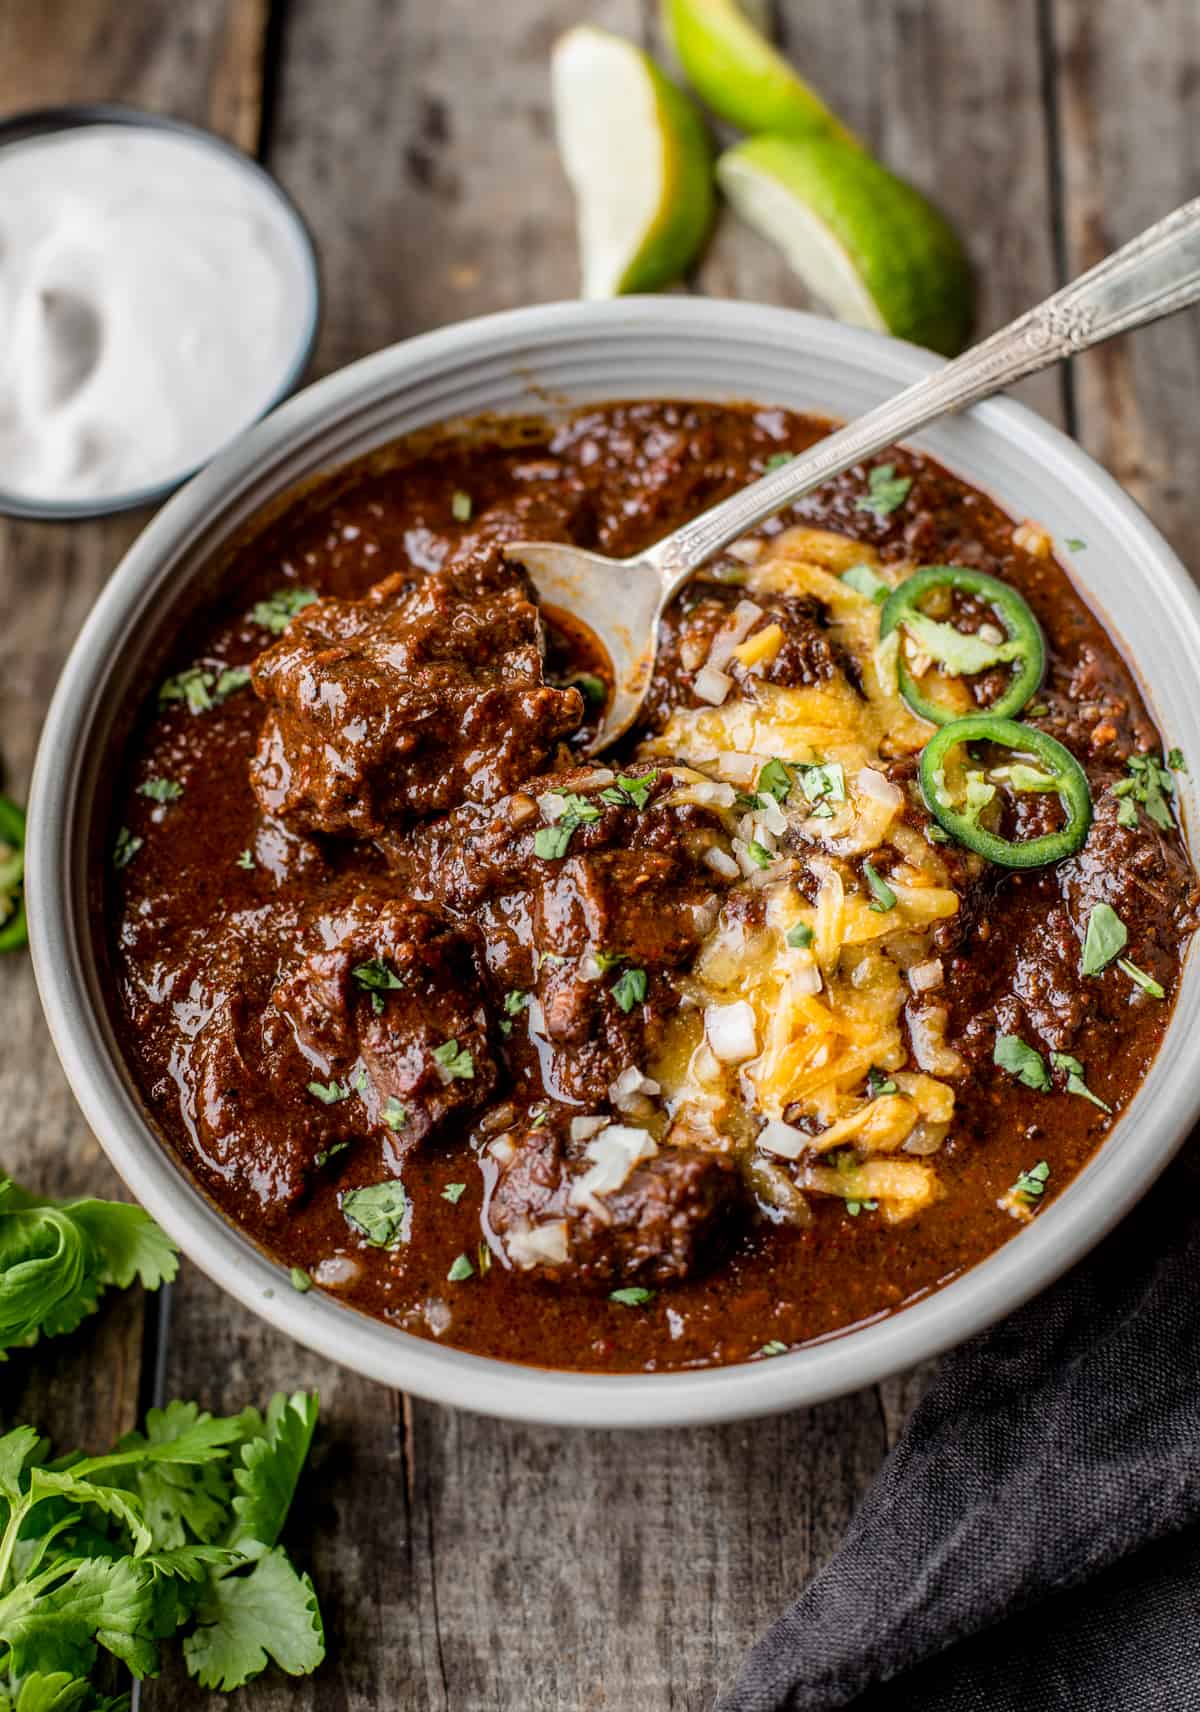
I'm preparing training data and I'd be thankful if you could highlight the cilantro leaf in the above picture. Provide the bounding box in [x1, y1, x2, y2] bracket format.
[609, 1286, 654, 1306]
[993, 1034, 1051, 1091]
[227, 1393, 319, 1557]
[182, 1546, 324, 1691]
[862, 860, 897, 913]
[610, 967, 647, 1012]
[534, 824, 573, 860]
[136, 778, 182, 804]
[841, 564, 889, 603]
[1050, 1052, 1112, 1113]
[1080, 902, 1127, 976]
[432, 1039, 474, 1080]
[248, 588, 318, 634]
[855, 463, 912, 520]
[341, 1182, 408, 1248]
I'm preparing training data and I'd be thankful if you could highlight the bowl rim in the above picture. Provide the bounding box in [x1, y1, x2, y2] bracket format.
[26, 295, 1200, 1428]
[0, 102, 322, 522]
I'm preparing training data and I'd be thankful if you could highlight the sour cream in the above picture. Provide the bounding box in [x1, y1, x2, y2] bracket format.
[0, 122, 317, 509]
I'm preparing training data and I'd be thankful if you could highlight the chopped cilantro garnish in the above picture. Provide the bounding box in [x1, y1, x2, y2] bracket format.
[763, 451, 793, 472]
[786, 921, 814, 950]
[248, 586, 318, 633]
[1168, 748, 1187, 772]
[1009, 1159, 1050, 1206]
[530, 1105, 550, 1127]
[867, 1067, 898, 1097]
[1116, 797, 1139, 830]
[557, 791, 602, 824]
[1117, 752, 1175, 832]
[993, 1034, 1051, 1091]
[612, 770, 658, 810]
[862, 859, 897, 913]
[447, 1252, 475, 1282]
[289, 1265, 312, 1292]
[845, 1199, 878, 1216]
[158, 665, 215, 713]
[442, 1182, 467, 1204]
[841, 563, 889, 603]
[504, 988, 530, 1015]
[113, 826, 143, 869]
[314, 1141, 350, 1168]
[138, 776, 183, 803]
[1081, 902, 1127, 976]
[342, 1180, 408, 1247]
[237, 847, 256, 869]
[757, 757, 793, 802]
[1050, 1052, 1112, 1113]
[795, 760, 846, 807]
[593, 948, 627, 972]
[537, 950, 566, 969]
[535, 824, 574, 860]
[353, 959, 403, 1014]
[383, 1097, 407, 1131]
[432, 1039, 475, 1079]
[855, 462, 912, 520]
[611, 967, 648, 1013]
[1065, 537, 1087, 552]
[609, 1286, 654, 1306]
[746, 840, 775, 869]
[214, 664, 252, 699]
[307, 1079, 348, 1105]
[1118, 957, 1165, 999]
[756, 1340, 789, 1357]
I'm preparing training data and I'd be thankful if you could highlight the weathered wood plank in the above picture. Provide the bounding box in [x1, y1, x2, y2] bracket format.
[1055, 0, 1200, 568]
[0, 0, 274, 1451]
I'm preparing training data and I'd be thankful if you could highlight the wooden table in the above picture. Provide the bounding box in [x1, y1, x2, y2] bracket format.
[3, 2, 1197, 1705]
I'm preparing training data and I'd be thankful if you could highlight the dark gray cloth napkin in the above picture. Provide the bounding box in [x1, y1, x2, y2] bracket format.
[718, 1142, 1200, 1712]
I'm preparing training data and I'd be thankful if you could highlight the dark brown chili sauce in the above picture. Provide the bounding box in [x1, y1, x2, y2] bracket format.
[108, 402, 1196, 1372]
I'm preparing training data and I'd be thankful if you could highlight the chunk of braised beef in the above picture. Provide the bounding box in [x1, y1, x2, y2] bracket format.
[403, 765, 730, 1103]
[486, 1109, 742, 1285]
[271, 884, 498, 1148]
[249, 564, 583, 836]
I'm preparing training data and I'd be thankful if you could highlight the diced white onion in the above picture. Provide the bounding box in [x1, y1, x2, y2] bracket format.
[726, 537, 763, 564]
[569, 1124, 657, 1208]
[608, 1065, 661, 1105]
[674, 778, 737, 808]
[789, 961, 822, 996]
[313, 1255, 362, 1287]
[506, 1220, 571, 1268]
[695, 665, 733, 705]
[422, 1297, 452, 1335]
[908, 958, 945, 994]
[855, 767, 903, 811]
[578, 953, 604, 982]
[718, 751, 759, 785]
[488, 1133, 516, 1165]
[680, 636, 707, 671]
[756, 793, 788, 837]
[704, 846, 740, 879]
[907, 1003, 965, 1076]
[704, 999, 758, 1063]
[708, 599, 764, 668]
[526, 996, 547, 1035]
[757, 1118, 808, 1160]
[570, 1114, 608, 1143]
[978, 622, 1005, 646]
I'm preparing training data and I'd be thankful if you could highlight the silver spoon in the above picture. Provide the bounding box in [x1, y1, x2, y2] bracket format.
[507, 197, 1200, 752]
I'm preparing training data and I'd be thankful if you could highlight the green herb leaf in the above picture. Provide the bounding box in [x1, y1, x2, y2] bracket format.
[112, 827, 143, 870]
[592, 949, 627, 973]
[159, 665, 215, 714]
[442, 1183, 467, 1205]
[1168, 748, 1187, 773]
[795, 760, 846, 806]
[855, 462, 912, 520]
[1118, 957, 1165, 999]
[609, 1286, 654, 1306]
[341, 1181, 408, 1248]
[786, 921, 814, 950]
[841, 564, 890, 603]
[614, 770, 658, 811]
[565, 672, 606, 705]
[1065, 537, 1087, 552]
[1116, 797, 1139, 830]
[289, 1267, 312, 1293]
[746, 840, 775, 869]
[247, 587, 318, 634]
[432, 1039, 475, 1080]
[867, 1067, 898, 1097]
[534, 824, 573, 860]
[138, 777, 183, 804]
[1081, 902, 1128, 976]
[236, 848, 255, 870]
[383, 1097, 407, 1132]
[450, 489, 473, 522]
[611, 967, 648, 1013]
[756, 1340, 789, 1357]
[352, 959, 403, 994]
[763, 451, 793, 472]
[1120, 752, 1175, 832]
[862, 860, 897, 913]
[313, 1142, 350, 1169]
[757, 758, 793, 802]
[1009, 1159, 1051, 1206]
[556, 791, 602, 824]
[993, 1034, 1051, 1092]
[447, 1253, 475, 1282]
[213, 665, 252, 701]
[503, 989, 529, 1016]
[306, 1080, 348, 1106]
[901, 611, 1020, 677]
[183, 1545, 324, 1691]
[1050, 1052, 1112, 1113]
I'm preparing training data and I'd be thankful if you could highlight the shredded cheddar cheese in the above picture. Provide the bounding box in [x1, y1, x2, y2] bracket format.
[643, 524, 967, 1226]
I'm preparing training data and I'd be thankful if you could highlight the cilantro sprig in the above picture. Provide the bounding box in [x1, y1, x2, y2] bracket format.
[0, 1176, 177, 1359]
[0, 1392, 323, 1700]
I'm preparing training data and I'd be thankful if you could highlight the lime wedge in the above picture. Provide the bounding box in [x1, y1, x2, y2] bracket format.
[662, 0, 855, 145]
[718, 134, 974, 356]
[552, 25, 715, 298]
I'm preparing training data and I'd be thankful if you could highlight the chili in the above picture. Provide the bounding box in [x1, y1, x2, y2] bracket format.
[919, 714, 1093, 867]
[880, 565, 1046, 726]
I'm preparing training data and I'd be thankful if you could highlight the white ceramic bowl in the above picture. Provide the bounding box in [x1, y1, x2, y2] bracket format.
[26, 299, 1200, 1427]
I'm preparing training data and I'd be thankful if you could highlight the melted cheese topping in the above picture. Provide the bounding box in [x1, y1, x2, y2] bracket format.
[642, 526, 965, 1226]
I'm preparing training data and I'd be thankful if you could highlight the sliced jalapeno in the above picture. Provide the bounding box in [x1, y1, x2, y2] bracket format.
[880, 566, 1046, 726]
[919, 715, 1092, 868]
[0, 795, 27, 953]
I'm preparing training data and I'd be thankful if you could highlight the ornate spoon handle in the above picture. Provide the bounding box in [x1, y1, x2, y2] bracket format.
[647, 196, 1200, 589]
